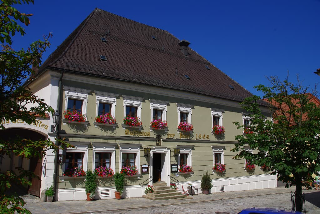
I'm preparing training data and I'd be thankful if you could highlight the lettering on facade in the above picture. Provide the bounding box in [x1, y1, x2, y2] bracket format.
[195, 134, 210, 140]
[166, 134, 175, 139]
[125, 129, 150, 137]
[1, 119, 48, 130]
[179, 132, 190, 139]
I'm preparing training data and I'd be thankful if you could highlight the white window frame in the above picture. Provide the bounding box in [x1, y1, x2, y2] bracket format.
[123, 96, 142, 119]
[64, 86, 89, 116]
[177, 104, 192, 124]
[242, 115, 251, 127]
[211, 147, 225, 166]
[178, 148, 192, 168]
[92, 145, 116, 172]
[119, 146, 140, 174]
[211, 109, 223, 127]
[95, 91, 117, 117]
[150, 101, 167, 122]
[63, 146, 88, 172]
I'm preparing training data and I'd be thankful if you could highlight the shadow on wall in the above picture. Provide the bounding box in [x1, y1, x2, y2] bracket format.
[305, 191, 320, 208]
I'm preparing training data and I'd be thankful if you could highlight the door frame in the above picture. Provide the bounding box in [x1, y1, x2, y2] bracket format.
[149, 148, 170, 186]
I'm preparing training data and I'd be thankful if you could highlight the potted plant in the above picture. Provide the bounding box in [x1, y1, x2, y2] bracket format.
[120, 165, 138, 176]
[213, 163, 226, 174]
[85, 171, 97, 201]
[150, 119, 168, 130]
[212, 125, 225, 135]
[177, 122, 193, 132]
[63, 110, 86, 122]
[114, 172, 125, 199]
[201, 171, 212, 195]
[95, 113, 116, 125]
[95, 166, 114, 177]
[123, 116, 142, 127]
[45, 185, 54, 202]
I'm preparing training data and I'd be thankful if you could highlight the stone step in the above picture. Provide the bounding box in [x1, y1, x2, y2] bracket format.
[146, 182, 186, 200]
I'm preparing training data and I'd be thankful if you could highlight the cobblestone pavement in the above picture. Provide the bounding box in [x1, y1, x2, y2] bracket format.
[22, 186, 320, 214]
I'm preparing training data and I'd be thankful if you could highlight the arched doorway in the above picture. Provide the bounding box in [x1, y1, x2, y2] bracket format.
[0, 128, 47, 197]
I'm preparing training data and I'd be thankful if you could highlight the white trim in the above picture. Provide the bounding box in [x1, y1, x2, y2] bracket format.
[150, 102, 167, 122]
[95, 91, 117, 118]
[64, 86, 89, 116]
[123, 97, 142, 119]
[211, 147, 224, 165]
[119, 147, 140, 174]
[63, 147, 88, 172]
[150, 148, 171, 185]
[178, 148, 192, 168]
[211, 109, 223, 128]
[177, 105, 192, 124]
[92, 147, 116, 173]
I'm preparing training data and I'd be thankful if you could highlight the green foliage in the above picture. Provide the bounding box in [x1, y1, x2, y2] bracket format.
[45, 185, 54, 197]
[233, 76, 320, 212]
[201, 171, 212, 190]
[85, 171, 97, 198]
[113, 172, 125, 194]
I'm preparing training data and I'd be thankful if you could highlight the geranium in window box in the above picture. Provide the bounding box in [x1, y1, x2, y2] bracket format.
[212, 125, 225, 135]
[63, 110, 87, 123]
[260, 164, 270, 171]
[95, 166, 114, 177]
[245, 162, 255, 171]
[63, 167, 86, 177]
[94, 113, 116, 126]
[120, 165, 138, 176]
[179, 165, 193, 173]
[123, 117, 142, 127]
[177, 122, 193, 132]
[244, 127, 253, 135]
[212, 163, 226, 174]
[150, 119, 168, 130]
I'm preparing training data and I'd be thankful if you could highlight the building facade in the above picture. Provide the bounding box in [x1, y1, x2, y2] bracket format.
[0, 8, 276, 201]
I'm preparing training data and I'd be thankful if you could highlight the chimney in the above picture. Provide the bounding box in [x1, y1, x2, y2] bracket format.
[179, 40, 190, 56]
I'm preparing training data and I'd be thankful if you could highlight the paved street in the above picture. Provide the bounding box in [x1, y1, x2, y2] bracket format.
[23, 186, 320, 214]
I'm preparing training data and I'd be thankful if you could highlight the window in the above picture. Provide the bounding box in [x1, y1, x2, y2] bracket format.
[126, 106, 138, 117]
[95, 91, 117, 118]
[211, 146, 225, 165]
[119, 143, 140, 173]
[153, 109, 162, 120]
[64, 87, 88, 116]
[98, 103, 111, 116]
[211, 109, 223, 127]
[243, 115, 251, 127]
[67, 99, 83, 113]
[123, 97, 142, 119]
[122, 153, 136, 167]
[177, 105, 192, 124]
[177, 147, 192, 169]
[95, 152, 111, 168]
[180, 153, 188, 167]
[65, 152, 84, 169]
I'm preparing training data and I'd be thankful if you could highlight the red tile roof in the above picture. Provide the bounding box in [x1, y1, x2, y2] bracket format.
[39, 8, 253, 102]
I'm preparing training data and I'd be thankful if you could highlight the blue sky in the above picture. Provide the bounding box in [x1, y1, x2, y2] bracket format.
[12, 0, 320, 97]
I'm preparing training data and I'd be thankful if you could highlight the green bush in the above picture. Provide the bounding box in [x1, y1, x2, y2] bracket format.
[114, 172, 125, 194]
[201, 171, 212, 190]
[85, 170, 97, 198]
[45, 185, 54, 196]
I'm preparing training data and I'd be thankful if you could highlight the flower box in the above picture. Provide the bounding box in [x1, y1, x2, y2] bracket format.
[123, 117, 142, 127]
[177, 122, 193, 132]
[63, 167, 86, 177]
[212, 163, 226, 174]
[63, 119, 89, 125]
[212, 125, 225, 135]
[95, 166, 114, 177]
[179, 165, 193, 173]
[59, 176, 85, 181]
[245, 162, 255, 171]
[63, 110, 87, 123]
[120, 165, 138, 176]
[150, 119, 168, 130]
[95, 113, 116, 125]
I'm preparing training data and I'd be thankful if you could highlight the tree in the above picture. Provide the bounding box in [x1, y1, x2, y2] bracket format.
[233, 76, 320, 212]
[0, 1, 68, 213]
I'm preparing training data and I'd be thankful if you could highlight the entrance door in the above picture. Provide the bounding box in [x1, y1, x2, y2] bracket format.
[153, 153, 162, 183]
[28, 157, 42, 197]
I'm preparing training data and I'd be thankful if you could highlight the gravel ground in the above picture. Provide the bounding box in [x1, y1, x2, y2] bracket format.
[114, 192, 320, 214]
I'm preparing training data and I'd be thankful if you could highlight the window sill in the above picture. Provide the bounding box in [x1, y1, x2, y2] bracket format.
[59, 176, 85, 181]
[176, 172, 194, 175]
[177, 129, 193, 133]
[63, 119, 89, 125]
[124, 174, 141, 178]
[94, 122, 117, 127]
[150, 127, 168, 132]
[96, 175, 114, 178]
[122, 124, 142, 129]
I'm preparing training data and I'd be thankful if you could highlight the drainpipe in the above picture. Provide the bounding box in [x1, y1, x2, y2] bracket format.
[53, 70, 64, 201]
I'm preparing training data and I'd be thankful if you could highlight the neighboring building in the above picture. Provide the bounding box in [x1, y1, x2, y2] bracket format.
[0, 8, 276, 201]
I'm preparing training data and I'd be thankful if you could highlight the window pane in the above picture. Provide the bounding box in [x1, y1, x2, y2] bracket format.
[180, 112, 188, 122]
[215, 153, 221, 164]
[180, 154, 188, 166]
[95, 152, 111, 168]
[213, 116, 220, 126]
[153, 109, 162, 120]
[126, 106, 137, 117]
[67, 99, 83, 114]
[98, 103, 111, 116]
[122, 153, 135, 167]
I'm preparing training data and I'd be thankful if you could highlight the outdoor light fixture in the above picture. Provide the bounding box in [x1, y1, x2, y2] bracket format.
[51, 110, 60, 133]
[174, 148, 180, 156]
[314, 68, 320, 76]
[144, 147, 151, 157]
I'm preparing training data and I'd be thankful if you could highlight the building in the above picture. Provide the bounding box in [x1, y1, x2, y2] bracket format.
[0, 8, 276, 201]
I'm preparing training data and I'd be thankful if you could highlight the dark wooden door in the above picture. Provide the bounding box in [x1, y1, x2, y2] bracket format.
[28, 157, 42, 197]
[153, 153, 161, 183]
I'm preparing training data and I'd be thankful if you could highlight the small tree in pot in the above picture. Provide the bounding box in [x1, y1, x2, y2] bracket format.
[201, 171, 212, 195]
[85, 171, 97, 201]
[45, 185, 54, 202]
[114, 172, 125, 199]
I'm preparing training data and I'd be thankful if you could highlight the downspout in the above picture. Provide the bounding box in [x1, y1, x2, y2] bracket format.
[53, 70, 64, 201]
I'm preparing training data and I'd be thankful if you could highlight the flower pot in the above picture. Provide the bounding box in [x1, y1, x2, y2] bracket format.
[46, 196, 53, 202]
[86, 193, 92, 201]
[202, 189, 209, 195]
[115, 191, 121, 200]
